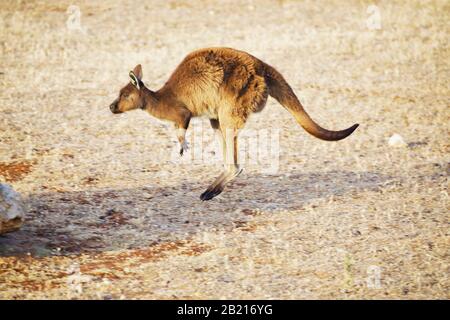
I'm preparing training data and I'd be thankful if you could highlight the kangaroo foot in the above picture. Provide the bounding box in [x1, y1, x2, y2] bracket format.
[200, 167, 242, 201]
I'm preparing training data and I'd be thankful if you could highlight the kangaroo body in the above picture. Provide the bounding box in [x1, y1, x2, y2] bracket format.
[161, 48, 268, 123]
[109, 47, 359, 200]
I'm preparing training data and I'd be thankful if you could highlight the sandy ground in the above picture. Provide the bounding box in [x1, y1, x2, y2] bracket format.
[0, 0, 449, 299]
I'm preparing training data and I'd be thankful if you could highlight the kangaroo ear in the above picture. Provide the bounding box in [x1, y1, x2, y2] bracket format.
[129, 70, 141, 90]
[132, 64, 142, 80]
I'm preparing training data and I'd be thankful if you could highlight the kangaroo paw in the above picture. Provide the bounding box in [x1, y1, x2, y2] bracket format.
[179, 141, 188, 156]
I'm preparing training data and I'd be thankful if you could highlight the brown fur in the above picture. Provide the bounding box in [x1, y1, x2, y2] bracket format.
[109, 47, 359, 200]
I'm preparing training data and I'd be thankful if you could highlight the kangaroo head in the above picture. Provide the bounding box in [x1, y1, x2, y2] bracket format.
[109, 64, 145, 114]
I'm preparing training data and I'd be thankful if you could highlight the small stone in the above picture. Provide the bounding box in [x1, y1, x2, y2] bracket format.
[388, 134, 406, 147]
[0, 183, 25, 234]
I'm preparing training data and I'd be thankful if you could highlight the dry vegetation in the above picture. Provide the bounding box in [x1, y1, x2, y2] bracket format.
[0, 0, 449, 299]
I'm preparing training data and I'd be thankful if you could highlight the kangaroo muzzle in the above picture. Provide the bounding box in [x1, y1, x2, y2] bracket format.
[109, 99, 121, 114]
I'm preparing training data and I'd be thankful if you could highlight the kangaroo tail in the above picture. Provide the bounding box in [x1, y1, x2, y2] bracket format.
[263, 63, 359, 141]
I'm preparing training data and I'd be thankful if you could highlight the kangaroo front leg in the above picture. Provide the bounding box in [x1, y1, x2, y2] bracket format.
[176, 127, 188, 156]
[173, 110, 191, 156]
[175, 116, 190, 156]
[200, 128, 242, 201]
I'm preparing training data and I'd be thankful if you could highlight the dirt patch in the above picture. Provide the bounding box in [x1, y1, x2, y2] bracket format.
[0, 161, 34, 182]
[0, 240, 211, 295]
[80, 240, 210, 275]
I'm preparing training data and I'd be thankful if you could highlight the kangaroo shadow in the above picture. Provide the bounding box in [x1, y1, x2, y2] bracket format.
[0, 170, 390, 257]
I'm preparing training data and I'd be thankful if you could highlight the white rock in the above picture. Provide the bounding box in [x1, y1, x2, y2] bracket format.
[388, 134, 407, 147]
[0, 184, 25, 234]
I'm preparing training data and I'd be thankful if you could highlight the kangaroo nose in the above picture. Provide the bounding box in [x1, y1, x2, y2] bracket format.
[110, 104, 116, 113]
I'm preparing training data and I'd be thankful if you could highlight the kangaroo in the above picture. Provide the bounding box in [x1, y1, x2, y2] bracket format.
[109, 47, 359, 200]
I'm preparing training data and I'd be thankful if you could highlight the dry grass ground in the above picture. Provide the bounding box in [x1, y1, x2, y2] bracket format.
[0, 0, 449, 299]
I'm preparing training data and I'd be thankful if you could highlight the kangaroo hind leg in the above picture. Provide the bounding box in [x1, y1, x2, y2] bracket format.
[200, 123, 242, 201]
